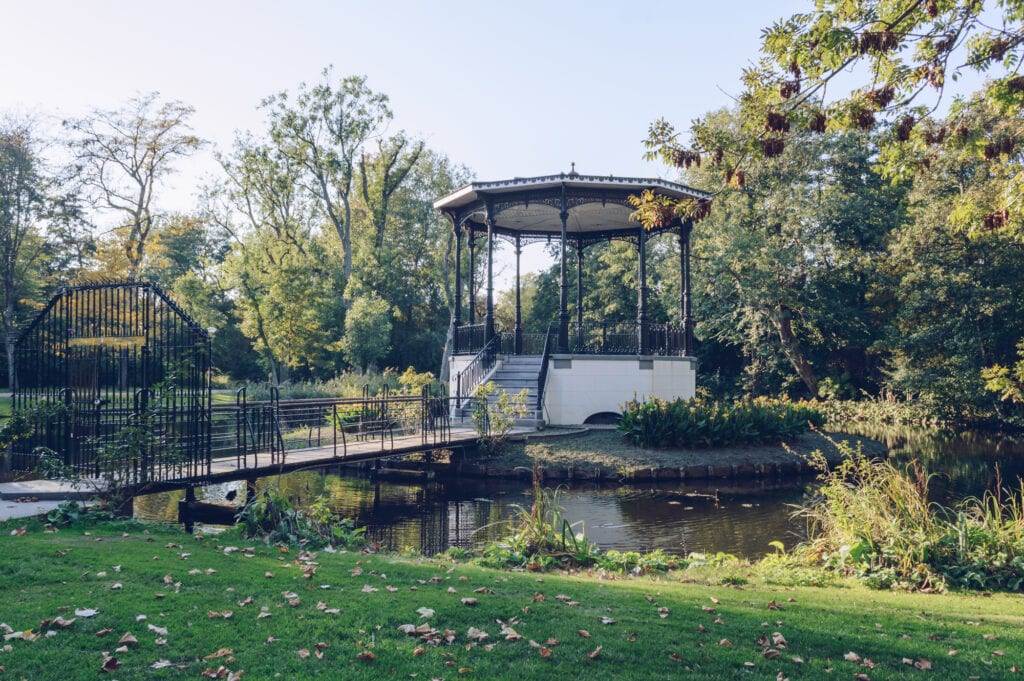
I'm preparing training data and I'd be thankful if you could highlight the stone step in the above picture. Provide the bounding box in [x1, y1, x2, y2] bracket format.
[491, 382, 540, 391]
[491, 368, 540, 378]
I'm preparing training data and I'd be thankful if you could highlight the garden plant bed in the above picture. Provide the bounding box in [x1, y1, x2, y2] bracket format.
[0, 518, 1021, 679]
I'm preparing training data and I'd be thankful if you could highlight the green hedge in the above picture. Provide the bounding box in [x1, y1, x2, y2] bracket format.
[618, 397, 824, 448]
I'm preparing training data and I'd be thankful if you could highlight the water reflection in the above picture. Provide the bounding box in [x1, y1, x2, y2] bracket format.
[132, 426, 1024, 560]
[135, 469, 813, 558]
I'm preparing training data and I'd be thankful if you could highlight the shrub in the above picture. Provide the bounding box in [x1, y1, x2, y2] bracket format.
[242, 368, 439, 402]
[795, 398, 945, 428]
[237, 487, 365, 549]
[792, 443, 1024, 591]
[618, 396, 823, 448]
[471, 382, 528, 455]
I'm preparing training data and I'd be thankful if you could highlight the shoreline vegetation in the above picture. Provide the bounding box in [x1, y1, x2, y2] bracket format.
[422, 428, 886, 483]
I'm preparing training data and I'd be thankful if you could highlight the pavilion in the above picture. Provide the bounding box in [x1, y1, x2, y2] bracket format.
[434, 171, 708, 426]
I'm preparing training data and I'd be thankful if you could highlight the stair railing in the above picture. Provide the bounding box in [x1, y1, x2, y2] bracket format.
[535, 321, 555, 420]
[454, 333, 500, 409]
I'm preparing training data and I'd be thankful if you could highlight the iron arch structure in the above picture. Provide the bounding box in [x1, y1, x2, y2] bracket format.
[11, 281, 212, 483]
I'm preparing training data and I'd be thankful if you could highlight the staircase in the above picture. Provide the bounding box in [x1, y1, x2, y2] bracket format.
[457, 354, 546, 427]
[490, 355, 544, 424]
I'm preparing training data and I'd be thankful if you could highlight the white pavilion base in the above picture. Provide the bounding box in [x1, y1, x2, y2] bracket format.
[542, 354, 695, 425]
[449, 353, 696, 426]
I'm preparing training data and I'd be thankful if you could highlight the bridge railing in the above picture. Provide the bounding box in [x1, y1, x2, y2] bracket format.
[211, 388, 488, 472]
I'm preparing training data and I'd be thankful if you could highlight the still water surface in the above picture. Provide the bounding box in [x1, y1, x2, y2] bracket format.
[134, 426, 1024, 559]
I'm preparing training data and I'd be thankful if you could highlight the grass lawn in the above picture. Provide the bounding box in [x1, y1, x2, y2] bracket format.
[1, 519, 1022, 679]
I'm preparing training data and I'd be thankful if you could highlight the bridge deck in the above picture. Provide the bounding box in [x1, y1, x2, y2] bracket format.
[200, 424, 485, 485]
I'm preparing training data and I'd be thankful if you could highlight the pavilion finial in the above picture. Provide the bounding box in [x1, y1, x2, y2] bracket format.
[570, 161, 576, 176]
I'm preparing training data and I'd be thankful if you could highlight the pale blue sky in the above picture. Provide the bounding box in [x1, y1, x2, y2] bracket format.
[0, 0, 930, 287]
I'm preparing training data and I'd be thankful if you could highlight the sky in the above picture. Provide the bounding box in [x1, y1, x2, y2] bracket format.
[0, 0, 824, 289]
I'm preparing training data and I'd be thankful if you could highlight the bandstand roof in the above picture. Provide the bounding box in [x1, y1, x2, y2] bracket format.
[434, 172, 709, 243]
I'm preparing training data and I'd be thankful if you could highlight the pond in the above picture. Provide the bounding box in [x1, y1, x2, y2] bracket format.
[133, 425, 1024, 559]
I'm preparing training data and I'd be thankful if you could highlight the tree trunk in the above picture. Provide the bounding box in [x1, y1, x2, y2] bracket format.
[772, 305, 819, 397]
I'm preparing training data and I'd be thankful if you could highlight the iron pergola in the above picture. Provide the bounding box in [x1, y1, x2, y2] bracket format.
[435, 171, 709, 356]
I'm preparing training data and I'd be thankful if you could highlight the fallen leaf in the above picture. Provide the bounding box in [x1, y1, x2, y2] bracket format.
[578, 630, 591, 638]
[417, 607, 435, 619]
[100, 654, 119, 672]
[356, 650, 376, 662]
[147, 623, 168, 637]
[204, 648, 235, 661]
[460, 598, 478, 607]
[118, 632, 138, 647]
[150, 660, 173, 669]
[600, 617, 616, 625]
[587, 645, 602, 659]
[74, 608, 98, 618]
[467, 627, 489, 642]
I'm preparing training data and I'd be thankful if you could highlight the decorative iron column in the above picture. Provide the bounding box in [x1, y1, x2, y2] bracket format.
[467, 231, 476, 326]
[514, 235, 523, 354]
[680, 219, 694, 356]
[452, 218, 463, 354]
[576, 239, 584, 330]
[557, 184, 569, 352]
[484, 198, 496, 344]
[637, 226, 649, 355]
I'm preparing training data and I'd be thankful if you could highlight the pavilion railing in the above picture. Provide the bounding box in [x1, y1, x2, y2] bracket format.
[454, 323, 487, 354]
[452, 321, 690, 357]
[569, 321, 640, 355]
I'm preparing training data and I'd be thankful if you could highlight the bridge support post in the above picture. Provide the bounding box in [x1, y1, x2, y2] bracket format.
[179, 486, 197, 533]
[245, 478, 257, 504]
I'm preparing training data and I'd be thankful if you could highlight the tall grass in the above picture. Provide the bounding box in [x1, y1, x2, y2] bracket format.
[241, 367, 438, 401]
[794, 445, 1024, 591]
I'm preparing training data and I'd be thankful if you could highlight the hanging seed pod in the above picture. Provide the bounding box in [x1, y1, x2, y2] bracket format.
[924, 126, 947, 145]
[688, 199, 712, 221]
[926, 0, 939, 17]
[669, 148, 702, 169]
[983, 209, 1009, 230]
[809, 112, 827, 133]
[765, 112, 790, 133]
[779, 79, 801, 99]
[713, 148, 724, 164]
[867, 85, 896, 109]
[788, 59, 801, 79]
[859, 30, 898, 54]
[896, 115, 916, 142]
[726, 167, 746, 188]
[1006, 76, 1024, 93]
[988, 38, 1010, 61]
[854, 108, 876, 130]
[984, 141, 1000, 160]
[927, 64, 945, 88]
[762, 137, 785, 157]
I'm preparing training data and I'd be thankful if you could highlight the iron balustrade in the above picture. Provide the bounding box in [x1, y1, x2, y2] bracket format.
[454, 323, 487, 354]
[568, 320, 639, 355]
[454, 334, 499, 408]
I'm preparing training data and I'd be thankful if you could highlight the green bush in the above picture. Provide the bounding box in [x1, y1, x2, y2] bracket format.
[618, 397, 823, 448]
[242, 367, 439, 402]
[793, 444, 1024, 591]
[237, 487, 365, 549]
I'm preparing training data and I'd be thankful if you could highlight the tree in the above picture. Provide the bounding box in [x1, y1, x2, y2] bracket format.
[340, 293, 392, 371]
[262, 70, 391, 284]
[210, 135, 341, 383]
[0, 116, 74, 388]
[65, 93, 201, 279]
